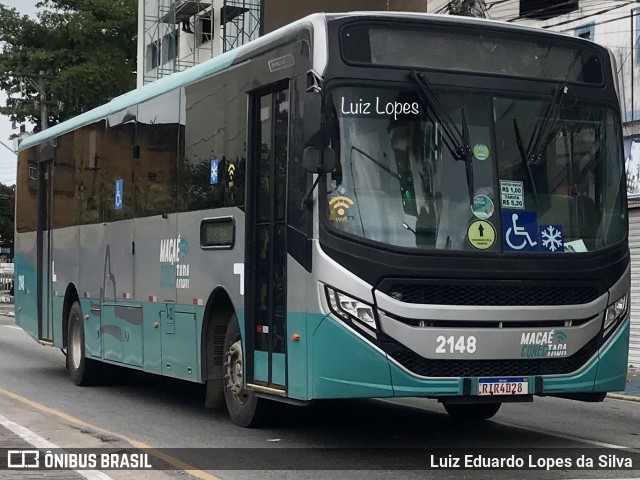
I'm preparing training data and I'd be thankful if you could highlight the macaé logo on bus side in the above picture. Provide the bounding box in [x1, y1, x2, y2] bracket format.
[159, 235, 190, 289]
[520, 329, 567, 358]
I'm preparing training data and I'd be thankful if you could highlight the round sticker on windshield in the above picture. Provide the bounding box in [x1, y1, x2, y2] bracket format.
[471, 195, 494, 220]
[473, 144, 490, 161]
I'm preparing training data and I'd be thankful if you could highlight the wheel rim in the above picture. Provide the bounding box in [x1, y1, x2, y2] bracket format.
[71, 319, 82, 370]
[225, 339, 247, 405]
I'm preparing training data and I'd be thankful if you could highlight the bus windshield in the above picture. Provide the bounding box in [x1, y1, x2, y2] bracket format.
[326, 85, 626, 253]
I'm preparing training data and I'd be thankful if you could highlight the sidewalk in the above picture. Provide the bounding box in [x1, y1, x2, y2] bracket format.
[0, 392, 185, 480]
[0, 298, 13, 317]
[0, 424, 86, 479]
[621, 367, 640, 397]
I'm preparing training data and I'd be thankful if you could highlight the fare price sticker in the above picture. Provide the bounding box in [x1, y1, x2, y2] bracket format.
[500, 180, 524, 210]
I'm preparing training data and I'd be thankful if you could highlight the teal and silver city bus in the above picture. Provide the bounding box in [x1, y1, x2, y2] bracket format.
[14, 12, 630, 427]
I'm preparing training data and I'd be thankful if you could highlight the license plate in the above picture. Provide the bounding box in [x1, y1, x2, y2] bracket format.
[478, 377, 528, 396]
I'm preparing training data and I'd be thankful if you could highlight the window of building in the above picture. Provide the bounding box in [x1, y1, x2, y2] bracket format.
[575, 24, 594, 41]
[197, 14, 213, 46]
[146, 40, 160, 72]
[520, 0, 578, 20]
[161, 31, 177, 64]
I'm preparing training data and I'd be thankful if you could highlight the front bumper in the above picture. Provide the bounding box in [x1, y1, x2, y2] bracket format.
[305, 313, 629, 400]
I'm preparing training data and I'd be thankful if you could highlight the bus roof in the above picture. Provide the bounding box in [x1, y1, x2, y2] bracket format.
[18, 11, 596, 153]
[18, 13, 326, 153]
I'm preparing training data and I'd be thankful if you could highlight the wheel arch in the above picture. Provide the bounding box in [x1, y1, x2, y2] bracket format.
[200, 287, 237, 382]
[62, 282, 80, 349]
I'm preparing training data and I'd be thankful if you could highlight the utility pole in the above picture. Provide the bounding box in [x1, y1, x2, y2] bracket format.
[447, 0, 487, 17]
[9, 71, 53, 131]
[38, 71, 48, 130]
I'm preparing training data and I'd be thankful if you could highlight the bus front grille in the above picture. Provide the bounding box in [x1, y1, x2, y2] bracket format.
[386, 336, 600, 378]
[379, 281, 601, 306]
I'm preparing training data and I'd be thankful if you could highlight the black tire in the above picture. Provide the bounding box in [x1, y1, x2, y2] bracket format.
[67, 302, 100, 386]
[443, 402, 501, 421]
[204, 378, 225, 409]
[223, 316, 270, 427]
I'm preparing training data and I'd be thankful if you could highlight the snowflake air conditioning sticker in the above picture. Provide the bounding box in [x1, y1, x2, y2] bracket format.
[540, 225, 563, 253]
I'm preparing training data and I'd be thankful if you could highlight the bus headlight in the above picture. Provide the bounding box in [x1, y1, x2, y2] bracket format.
[326, 287, 377, 336]
[604, 294, 628, 333]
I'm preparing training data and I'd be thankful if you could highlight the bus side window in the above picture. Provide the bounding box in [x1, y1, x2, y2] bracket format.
[52, 132, 76, 229]
[137, 92, 180, 217]
[76, 120, 108, 225]
[16, 149, 38, 233]
[179, 78, 228, 212]
[105, 109, 136, 222]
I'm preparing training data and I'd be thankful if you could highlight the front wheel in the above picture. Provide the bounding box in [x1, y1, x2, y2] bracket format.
[443, 402, 501, 421]
[67, 302, 100, 386]
[223, 317, 270, 427]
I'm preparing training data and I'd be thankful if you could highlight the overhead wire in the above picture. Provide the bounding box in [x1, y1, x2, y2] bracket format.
[490, 2, 634, 23]
[487, 0, 632, 16]
[488, 0, 635, 22]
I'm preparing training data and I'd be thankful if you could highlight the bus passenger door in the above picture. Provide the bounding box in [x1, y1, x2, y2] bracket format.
[245, 83, 290, 393]
[36, 159, 54, 342]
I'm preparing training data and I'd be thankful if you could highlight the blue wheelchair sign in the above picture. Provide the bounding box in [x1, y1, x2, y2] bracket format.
[502, 210, 539, 252]
[210, 158, 219, 185]
[115, 179, 123, 210]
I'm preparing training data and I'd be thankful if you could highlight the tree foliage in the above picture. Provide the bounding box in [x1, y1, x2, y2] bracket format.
[0, 0, 137, 130]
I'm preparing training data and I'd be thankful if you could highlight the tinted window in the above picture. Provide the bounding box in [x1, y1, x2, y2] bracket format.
[76, 120, 108, 225]
[103, 109, 136, 221]
[137, 92, 179, 217]
[52, 132, 77, 229]
[180, 80, 227, 212]
[15, 148, 38, 233]
[342, 24, 603, 85]
[180, 75, 247, 213]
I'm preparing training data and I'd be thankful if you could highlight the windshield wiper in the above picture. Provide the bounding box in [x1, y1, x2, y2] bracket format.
[513, 84, 568, 197]
[528, 84, 568, 163]
[513, 119, 538, 197]
[410, 70, 474, 206]
[351, 146, 397, 177]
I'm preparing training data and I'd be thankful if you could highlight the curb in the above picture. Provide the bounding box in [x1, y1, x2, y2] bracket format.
[607, 393, 640, 403]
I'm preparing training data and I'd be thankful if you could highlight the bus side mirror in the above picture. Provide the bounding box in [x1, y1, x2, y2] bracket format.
[303, 147, 337, 174]
[303, 91, 324, 147]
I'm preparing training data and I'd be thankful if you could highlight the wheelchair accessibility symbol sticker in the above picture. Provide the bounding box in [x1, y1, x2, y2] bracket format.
[502, 210, 539, 252]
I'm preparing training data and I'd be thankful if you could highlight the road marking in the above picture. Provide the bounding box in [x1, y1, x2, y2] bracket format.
[1, 325, 21, 330]
[0, 387, 221, 480]
[495, 420, 640, 454]
[379, 398, 640, 454]
[0, 412, 113, 480]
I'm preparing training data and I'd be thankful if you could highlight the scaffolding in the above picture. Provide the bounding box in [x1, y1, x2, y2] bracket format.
[142, 0, 263, 85]
[222, 0, 263, 53]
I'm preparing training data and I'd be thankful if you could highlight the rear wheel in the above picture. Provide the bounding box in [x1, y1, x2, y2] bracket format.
[67, 302, 100, 386]
[443, 402, 501, 421]
[223, 316, 270, 427]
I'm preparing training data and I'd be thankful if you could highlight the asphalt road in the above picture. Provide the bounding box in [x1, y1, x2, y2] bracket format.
[1, 314, 639, 480]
